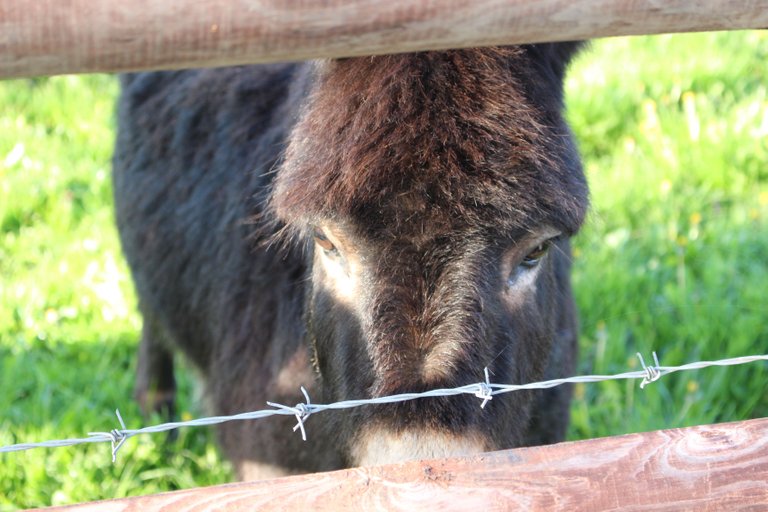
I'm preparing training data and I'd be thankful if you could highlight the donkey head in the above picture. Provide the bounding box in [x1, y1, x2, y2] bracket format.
[273, 46, 587, 465]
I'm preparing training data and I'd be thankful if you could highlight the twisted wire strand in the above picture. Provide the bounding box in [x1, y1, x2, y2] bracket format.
[1, 353, 766, 459]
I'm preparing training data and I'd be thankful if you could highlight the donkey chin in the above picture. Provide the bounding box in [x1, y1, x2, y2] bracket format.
[350, 427, 490, 467]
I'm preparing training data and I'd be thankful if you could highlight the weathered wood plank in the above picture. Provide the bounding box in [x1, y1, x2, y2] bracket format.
[2, 0, 768, 79]
[41, 418, 768, 511]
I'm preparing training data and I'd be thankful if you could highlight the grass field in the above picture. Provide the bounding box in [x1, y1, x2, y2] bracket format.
[1, 32, 767, 509]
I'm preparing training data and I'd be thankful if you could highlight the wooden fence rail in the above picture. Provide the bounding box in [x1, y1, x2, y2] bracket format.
[39, 417, 768, 511]
[2, 0, 768, 79]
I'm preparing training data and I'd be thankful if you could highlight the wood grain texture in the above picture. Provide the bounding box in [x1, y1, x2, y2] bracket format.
[39, 418, 768, 511]
[2, 0, 768, 79]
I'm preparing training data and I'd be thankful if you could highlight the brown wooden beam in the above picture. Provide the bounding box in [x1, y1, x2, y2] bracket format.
[39, 417, 768, 511]
[2, 0, 768, 79]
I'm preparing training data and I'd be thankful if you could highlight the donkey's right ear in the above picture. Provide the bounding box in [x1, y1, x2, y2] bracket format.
[526, 41, 588, 81]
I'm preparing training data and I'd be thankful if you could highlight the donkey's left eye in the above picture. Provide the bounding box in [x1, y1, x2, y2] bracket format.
[520, 241, 551, 268]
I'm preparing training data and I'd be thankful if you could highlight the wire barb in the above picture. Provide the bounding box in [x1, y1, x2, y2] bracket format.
[637, 352, 662, 389]
[474, 367, 494, 409]
[266, 386, 314, 441]
[87, 409, 130, 463]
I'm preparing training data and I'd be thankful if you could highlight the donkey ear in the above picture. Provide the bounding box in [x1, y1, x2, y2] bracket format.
[525, 42, 586, 81]
[550, 41, 586, 68]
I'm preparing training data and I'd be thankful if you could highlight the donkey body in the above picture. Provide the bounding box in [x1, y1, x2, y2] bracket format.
[113, 44, 587, 479]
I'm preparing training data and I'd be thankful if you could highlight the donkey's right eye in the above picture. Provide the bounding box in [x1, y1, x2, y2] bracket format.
[313, 229, 337, 254]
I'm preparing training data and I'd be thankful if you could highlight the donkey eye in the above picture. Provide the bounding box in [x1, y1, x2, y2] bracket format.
[506, 233, 561, 289]
[313, 229, 337, 254]
[520, 241, 551, 268]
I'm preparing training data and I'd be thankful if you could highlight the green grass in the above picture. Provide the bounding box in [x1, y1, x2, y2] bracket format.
[0, 76, 231, 509]
[1, 32, 767, 508]
[566, 32, 768, 438]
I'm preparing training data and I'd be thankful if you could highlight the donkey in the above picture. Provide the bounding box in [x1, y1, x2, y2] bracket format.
[113, 44, 588, 480]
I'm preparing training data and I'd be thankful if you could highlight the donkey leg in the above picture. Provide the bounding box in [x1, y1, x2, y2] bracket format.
[134, 316, 177, 422]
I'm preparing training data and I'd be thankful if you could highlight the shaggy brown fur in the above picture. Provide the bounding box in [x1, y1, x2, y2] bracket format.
[114, 43, 587, 477]
[275, 48, 585, 239]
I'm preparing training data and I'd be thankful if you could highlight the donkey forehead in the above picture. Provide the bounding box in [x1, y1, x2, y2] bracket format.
[279, 111, 586, 242]
[273, 48, 588, 237]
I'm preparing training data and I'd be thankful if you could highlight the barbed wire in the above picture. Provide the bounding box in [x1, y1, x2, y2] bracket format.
[1, 352, 767, 462]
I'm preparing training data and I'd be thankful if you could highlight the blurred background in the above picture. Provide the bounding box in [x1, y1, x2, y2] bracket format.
[1, 31, 767, 509]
